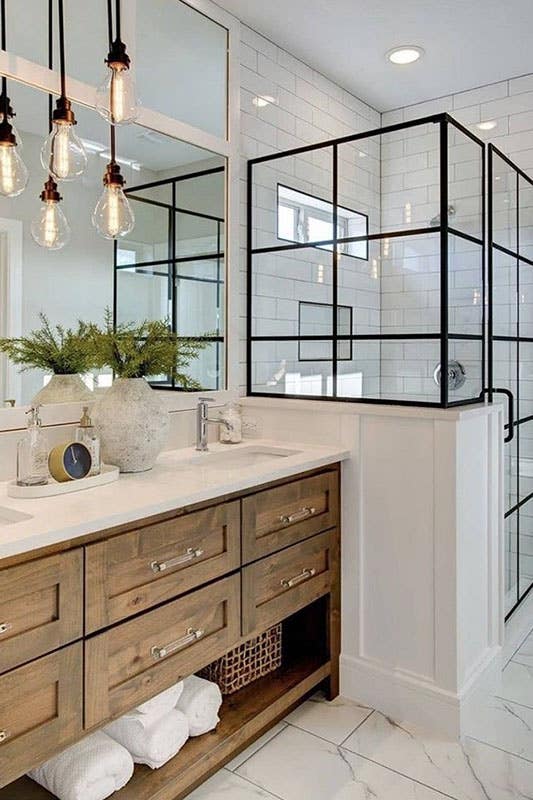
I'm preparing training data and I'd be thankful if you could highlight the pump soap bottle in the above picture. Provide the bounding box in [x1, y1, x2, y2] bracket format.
[76, 406, 101, 476]
[17, 405, 49, 486]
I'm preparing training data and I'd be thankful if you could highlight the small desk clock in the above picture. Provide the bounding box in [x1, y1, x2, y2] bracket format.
[48, 441, 93, 482]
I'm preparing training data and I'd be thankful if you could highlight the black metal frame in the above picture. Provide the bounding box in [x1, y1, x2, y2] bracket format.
[247, 113, 486, 407]
[297, 301, 353, 362]
[488, 143, 533, 619]
[113, 166, 225, 391]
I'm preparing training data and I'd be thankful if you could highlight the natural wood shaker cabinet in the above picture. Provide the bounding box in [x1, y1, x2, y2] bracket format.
[0, 550, 83, 675]
[242, 471, 338, 563]
[85, 502, 240, 632]
[1, 463, 341, 800]
[242, 529, 337, 635]
[85, 574, 241, 728]
[0, 643, 83, 786]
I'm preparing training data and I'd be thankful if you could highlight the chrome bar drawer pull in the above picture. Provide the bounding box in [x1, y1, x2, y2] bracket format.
[151, 627, 204, 660]
[0, 623, 12, 636]
[281, 567, 316, 589]
[0, 730, 10, 744]
[279, 507, 316, 525]
[150, 548, 204, 574]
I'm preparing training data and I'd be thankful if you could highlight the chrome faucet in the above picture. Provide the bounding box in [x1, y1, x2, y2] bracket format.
[196, 397, 232, 452]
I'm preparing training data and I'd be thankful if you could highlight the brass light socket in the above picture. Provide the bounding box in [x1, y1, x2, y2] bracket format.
[40, 177, 62, 203]
[52, 96, 77, 126]
[106, 37, 131, 70]
[103, 161, 126, 188]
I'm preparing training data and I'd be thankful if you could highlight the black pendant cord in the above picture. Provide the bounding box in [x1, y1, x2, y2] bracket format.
[1, 0, 8, 120]
[110, 122, 116, 165]
[48, 0, 53, 134]
[57, 0, 66, 99]
[115, 0, 121, 42]
[107, 0, 113, 50]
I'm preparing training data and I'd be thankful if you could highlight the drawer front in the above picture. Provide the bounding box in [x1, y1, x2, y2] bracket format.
[0, 643, 83, 787]
[242, 530, 336, 635]
[0, 550, 83, 674]
[85, 501, 240, 632]
[242, 470, 339, 564]
[85, 574, 240, 728]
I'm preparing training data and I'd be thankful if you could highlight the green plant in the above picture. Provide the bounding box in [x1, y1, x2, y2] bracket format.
[0, 313, 96, 374]
[91, 310, 209, 386]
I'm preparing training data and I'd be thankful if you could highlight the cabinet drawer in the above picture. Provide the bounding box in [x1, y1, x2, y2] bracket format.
[85, 501, 240, 632]
[242, 470, 338, 563]
[85, 574, 240, 728]
[242, 530, 337, 636]
[0, 643, 83, 787]
[0, 550, 83, 674]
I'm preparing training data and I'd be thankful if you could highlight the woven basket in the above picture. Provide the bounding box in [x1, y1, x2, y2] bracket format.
[199, 624, 282, 695]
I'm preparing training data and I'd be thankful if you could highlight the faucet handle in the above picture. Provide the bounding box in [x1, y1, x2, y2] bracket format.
[197, 397, 212, 405]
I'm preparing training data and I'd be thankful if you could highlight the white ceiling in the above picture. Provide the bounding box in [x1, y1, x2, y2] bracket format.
[216, 0, 533, 111]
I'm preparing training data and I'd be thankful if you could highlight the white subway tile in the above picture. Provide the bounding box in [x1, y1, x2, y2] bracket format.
[453, 81, 508, 109]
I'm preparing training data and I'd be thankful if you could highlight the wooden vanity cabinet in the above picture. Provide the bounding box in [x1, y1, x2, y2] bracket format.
[0, 463, 341, 800]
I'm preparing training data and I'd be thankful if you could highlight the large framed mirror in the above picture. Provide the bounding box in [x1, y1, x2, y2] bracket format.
[0, 0, 237, 420]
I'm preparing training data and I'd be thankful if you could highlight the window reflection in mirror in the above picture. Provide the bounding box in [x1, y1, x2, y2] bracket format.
[0, 80, 226, 407]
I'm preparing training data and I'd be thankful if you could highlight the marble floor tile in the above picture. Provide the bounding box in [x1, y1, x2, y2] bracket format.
[498, 660, 533, 709]
[236, 723, 454, 800]
[226, 723, 288, 771]
[343, 710, 533, 800]
[464, 692, 533, 762]
[284, 691, 373, 744]
[186, 769, 281, 799]
[513, 629, 533, 668]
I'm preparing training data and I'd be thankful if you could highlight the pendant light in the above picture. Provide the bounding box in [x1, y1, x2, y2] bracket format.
[92, 125, 134, 239]
[32, 0, 70, 250]
[31, 177, 70, 249]
[0, 0, 28, 197]
[40, 0, 87, 181]
[95, 0, 139, 125]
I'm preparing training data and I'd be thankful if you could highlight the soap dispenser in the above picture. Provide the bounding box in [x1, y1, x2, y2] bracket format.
[76, 406, 101, 476]
[16, 405, 49, 486]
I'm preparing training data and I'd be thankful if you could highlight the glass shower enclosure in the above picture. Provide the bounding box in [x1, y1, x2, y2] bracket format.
[247, 113, 485, 407]
[490, 144, 533, 617]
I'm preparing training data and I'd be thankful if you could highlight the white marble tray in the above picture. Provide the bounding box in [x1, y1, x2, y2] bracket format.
[7, 464, 119, 499]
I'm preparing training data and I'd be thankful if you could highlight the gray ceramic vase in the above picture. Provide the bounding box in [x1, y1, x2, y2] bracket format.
[92, 377, 169, 473]
[32, 373, 93, 405]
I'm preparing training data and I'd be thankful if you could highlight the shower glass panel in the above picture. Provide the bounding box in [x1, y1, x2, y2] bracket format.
[489, 144, 533, 616]
[248, 114, 485, 407]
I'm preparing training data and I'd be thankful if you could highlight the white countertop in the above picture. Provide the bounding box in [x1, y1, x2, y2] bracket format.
[0, 440, 349, 561]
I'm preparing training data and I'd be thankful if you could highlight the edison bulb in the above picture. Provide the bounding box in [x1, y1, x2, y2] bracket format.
[0, 141, 28, 197]
[96, 65, 139, 125]
[40, 121, 87, 181]
[92, 183, 135, 239]
[31, 201, 70, 250]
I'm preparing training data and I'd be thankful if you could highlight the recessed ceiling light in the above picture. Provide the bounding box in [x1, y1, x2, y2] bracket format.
[253, 95, 277, 108]
[476, 120, 497, 131]
[386, 46, 424, 65]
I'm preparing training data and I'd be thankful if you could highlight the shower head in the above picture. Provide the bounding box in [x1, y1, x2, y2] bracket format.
[430, 204, 456, 227]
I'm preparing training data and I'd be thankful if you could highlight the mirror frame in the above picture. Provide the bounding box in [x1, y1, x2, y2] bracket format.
[0, 0, 240, 430]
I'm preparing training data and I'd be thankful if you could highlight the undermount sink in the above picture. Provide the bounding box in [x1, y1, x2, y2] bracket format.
[0, 506, 33, 526]
[186, 445, 301, 468]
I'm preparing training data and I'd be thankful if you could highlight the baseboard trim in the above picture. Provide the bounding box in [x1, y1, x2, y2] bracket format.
[340, 647, 501, 739]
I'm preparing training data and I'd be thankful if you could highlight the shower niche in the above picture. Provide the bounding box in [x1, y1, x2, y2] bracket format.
[247, 113, 485, 407]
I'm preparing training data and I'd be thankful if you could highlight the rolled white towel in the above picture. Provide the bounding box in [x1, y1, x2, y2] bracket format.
[176, 675, 222, 737]
[28, 731, 134, 800]
[136, 681, 184, 719]
[104, 708, 189, 770]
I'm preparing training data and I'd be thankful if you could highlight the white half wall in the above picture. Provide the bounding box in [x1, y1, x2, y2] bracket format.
[241, 396, 503, 737]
